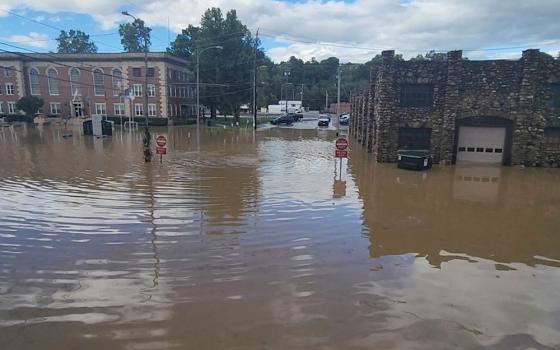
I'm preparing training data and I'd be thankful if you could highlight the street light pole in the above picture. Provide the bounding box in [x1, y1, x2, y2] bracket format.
[337, 64, 341, 134]
[196, 45, 223, 126]
[122, 11, 151, 162]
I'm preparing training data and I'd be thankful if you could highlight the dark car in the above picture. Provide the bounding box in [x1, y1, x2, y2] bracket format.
[270, 114, 295, 125]
[289, 113, 303, 121]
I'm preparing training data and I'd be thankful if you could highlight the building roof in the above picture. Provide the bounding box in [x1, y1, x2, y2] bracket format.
[0, 51, 189, 66]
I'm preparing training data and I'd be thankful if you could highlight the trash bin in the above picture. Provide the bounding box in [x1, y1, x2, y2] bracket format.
[397, 150, 432, 170]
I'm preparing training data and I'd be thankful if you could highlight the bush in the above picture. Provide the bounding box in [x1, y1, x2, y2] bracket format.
[105, 116, 169, 126]
[2, 114, 34, 123]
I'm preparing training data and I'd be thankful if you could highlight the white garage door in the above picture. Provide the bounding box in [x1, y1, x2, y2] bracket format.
[456, 126, 505, 164]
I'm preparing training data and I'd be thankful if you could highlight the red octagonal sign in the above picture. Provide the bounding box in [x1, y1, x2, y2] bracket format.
[156, 135, 167, 147]
[335, 137, 348, 151]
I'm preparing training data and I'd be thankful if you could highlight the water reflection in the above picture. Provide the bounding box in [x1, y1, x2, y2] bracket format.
[0, 125, 559, 349]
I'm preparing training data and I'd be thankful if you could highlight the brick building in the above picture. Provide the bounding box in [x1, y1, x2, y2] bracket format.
[0, 52, 195, 119]
[350, 49, 560, 167]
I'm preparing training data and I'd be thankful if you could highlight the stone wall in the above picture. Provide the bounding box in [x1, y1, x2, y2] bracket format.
[349, 48, 560, 167]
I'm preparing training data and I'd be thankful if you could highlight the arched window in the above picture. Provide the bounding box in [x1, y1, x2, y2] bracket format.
[29, 68, 40, 95]
[112, 68, 123, 96]
[70, 68, 81, 96]
[93, 68, 104, 96]
[47, 68, 59, 95]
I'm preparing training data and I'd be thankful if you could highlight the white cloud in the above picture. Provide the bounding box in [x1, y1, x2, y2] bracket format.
[4, 32, 51, 49]
[0, 0, 559, 61]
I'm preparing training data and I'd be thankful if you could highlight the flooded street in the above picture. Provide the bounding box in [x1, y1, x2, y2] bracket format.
[1, 125, 560, 350]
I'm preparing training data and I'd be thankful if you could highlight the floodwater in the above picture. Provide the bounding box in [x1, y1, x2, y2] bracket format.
[1, 124, 560, 350]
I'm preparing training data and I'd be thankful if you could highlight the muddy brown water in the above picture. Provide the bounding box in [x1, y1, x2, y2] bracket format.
[1, 125, 560, 350]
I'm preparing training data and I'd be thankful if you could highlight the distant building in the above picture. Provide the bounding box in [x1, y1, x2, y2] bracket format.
[0, 52, 195, 119]
[330, 102, 351, 114]
[350, 49, 560, 167]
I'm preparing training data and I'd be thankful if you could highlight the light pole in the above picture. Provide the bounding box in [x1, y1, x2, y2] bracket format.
[122, 11, 151, 162]
[196, 45, 223, 126]
[281, 83, 292, 114]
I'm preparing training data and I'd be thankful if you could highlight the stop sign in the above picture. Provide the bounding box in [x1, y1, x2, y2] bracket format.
[156, 135, 167, 147]
[335, 137, 348, 150]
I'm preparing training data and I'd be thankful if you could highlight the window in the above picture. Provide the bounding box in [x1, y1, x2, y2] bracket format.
[398, 128, 432, 150]
[148, 84, 156, 97]
[8, 102, 16, 114]
[147, 68, 155, 77]
[95, 103, 107, 116]
[400, 83, 434, 107]
[70, 68, 81, 96]
[50, 102, 61, 115]
[133, 84, 142, 97]
[29, 68, 40, 95]
[114, 103, 125, 116]
[0, 84, 2, 94]
[167, 69, 172, 79]
[5, 83, 14, 95]
[132, 68, 142, 77]
[134, 104, 144, 117]
[112, 69, 123, 96]
[93, 68, 104, 96]
[547, 83, 560, 108]
[148, 104, 157, 117]
[4, 66, 12, 77]
[0, 102, 3, 113]
[544, 127, 560, 151]
[47, 68, 59, 95]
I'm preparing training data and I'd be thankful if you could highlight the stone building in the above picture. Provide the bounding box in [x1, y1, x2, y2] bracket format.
[0, 52, 195, 119]
[350, 49, 560, 167]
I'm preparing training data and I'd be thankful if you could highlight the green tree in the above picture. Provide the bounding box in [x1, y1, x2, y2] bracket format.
[119, 19, 152, 52]
[168, 8, 260, 122]
[16, 96, 44, 116]
[56, 30, 98, 54]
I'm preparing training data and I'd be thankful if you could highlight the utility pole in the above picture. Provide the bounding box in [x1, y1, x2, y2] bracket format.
[336, 64, 341, 133]
[325, 89, 328, 113]
[252, 29, 259, 130]
[122, 11, 151, 162]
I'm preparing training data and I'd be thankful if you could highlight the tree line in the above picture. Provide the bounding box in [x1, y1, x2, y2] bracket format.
[56, 7, 559, 119]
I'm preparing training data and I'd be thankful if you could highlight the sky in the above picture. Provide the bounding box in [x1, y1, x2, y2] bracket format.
[0, 0, 559, 63]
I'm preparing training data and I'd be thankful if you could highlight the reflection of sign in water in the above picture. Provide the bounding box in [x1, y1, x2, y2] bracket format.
[333, 180, 346, 198]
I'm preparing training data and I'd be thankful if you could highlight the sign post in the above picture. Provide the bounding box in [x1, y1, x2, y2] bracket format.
[155, 134, 167, 163]
[335, 137, 348, 180]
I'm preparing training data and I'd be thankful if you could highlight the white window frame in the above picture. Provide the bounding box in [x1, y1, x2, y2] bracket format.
[27, 67, 41, 95]
[3, 67, 12, 77]
[148, 103, 157, 117]
[5, 83, 14, 95]
[50, 102, 61, 115]
[134, 103, 143, 117]
[94, 103, 107, 116]
[93, 68, 104, 96]
[8, 102, 16, 114]
[70, 68, 81, 96]
[133, 84, 142, 97]
[112, 69, 123, 96]
[114, 103, 125, 116]
[47, 68, 59, 95]
[147, 84, 156, 97]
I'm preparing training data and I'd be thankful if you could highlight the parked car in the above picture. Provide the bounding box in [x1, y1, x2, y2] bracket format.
[318, 115, 330, 127]
[270, 114, 295, 125]
[289, 113, 303, 121]
[339, 114, 350, 125]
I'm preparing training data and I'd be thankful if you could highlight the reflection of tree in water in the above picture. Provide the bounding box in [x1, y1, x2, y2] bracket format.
[348, 146, 560, 268]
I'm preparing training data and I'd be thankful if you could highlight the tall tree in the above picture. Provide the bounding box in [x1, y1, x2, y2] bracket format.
[16, 96, 44, 116]
[119, 19, 152, 52]
[168, 8, 260, 121]
[56, 30, 98, 54]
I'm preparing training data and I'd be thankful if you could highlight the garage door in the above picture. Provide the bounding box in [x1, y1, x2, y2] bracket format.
[456, 126, 505, 164]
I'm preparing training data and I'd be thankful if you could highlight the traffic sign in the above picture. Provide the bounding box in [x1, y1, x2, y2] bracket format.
[156, 135, 167, 147]
[335, 149, 348, 158]
[335, 137, 348, 150]
[156, 146, 167, 155]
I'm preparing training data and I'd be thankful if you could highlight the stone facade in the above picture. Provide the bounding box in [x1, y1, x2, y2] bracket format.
[349, 49, 560, 167]
[0, 52, 195, 119]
